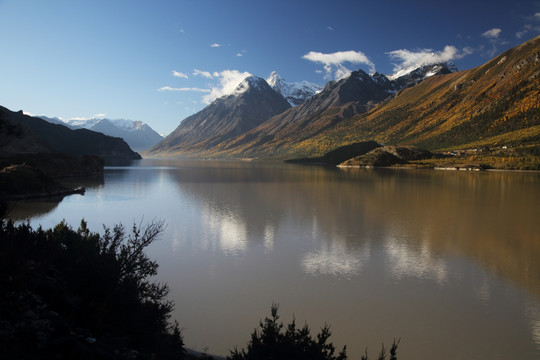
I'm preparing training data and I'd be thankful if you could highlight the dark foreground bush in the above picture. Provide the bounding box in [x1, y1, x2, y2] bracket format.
[0, 217, 186, 359]
[0, 204, 399, 360]
[229, 303, 399, 360]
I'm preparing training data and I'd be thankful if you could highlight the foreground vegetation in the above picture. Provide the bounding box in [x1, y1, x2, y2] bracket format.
[229, 304, 398, 360]
[0, 215, 185, 359]
[0, 204, 398, 359]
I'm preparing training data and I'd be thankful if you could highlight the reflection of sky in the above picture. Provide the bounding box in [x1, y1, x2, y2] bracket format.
[11, 160, 540, 360]
[201, 202, 248, 256]
[301, 218, 370, 278]
[527, 301, 540, 352]
[384, 236, 448, 284]
[302, 244, 368, 278]
[263, 223, 275, 252]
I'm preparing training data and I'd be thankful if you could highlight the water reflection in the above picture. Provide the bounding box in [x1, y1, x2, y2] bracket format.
[384, 235, 448, 284]
[201, 201, 248, 255]
[7, 174, 104, 220]
[528, 302, 540, 352]
[171, 165, 540, 300]
[301, 235, 370, 277]
[7, 160, 540, 359]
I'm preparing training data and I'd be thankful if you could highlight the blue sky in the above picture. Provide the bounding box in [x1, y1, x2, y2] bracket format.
[0, 0, 539, 135]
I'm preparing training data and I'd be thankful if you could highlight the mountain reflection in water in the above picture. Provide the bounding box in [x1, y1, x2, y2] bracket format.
[9, 159, 540, 360]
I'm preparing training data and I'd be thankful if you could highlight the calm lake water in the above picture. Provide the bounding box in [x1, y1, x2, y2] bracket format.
[8, 159, 540, 360]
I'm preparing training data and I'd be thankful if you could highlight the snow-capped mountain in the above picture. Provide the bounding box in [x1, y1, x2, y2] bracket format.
[233, 75, 269, 95]
[387, 62, 458, 81]
[267, 72, 323, 106]
[146, 75, 291, 157]
[39, 117, 163, 152]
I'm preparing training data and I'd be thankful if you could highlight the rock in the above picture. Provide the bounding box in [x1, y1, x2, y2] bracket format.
[339, 145, 433, 167]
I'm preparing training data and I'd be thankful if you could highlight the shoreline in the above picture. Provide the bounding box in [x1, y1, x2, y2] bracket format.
[4, 186, 86, 201]
[336, 163, 540, 173]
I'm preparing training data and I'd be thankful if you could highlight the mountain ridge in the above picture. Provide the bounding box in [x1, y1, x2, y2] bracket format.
[146, 75, 291, 158]
[267, 72, 323, 106]
[154, 62, 456, 159]
[144, 36, 538, 163]
[39, 117, 163, 152]
[146, 60, 462, 159]
[0, 106, 141, 161]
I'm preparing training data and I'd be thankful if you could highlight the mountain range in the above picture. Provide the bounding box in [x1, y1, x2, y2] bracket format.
[145, 55, 461, 159]
[146, 35, 539, 161]
[39, 117, 163, 152]
[0, 106, 141, 161]
[266, 72, 323, 106]
[3, 35, 538, 166]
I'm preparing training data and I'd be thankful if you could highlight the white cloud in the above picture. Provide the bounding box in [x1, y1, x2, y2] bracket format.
[481, 28, 505, 57]
[326, 26, 334, 31]
[482, 28, 502, 39]
[202, 69, 252, 104]
[462, 46, 475, 55]
[516, 24, 532, 39]
[302, 50, 375, 79]
[172, 70, 188, 79]
[210, 43, 221, 48]
[535, 12, 540, 20]
[93, 113, 106, 118]
[193, 69, 214, 78]
[158, 86, 210, 93]
[387, 45, 467, 77]
[515, 22, 540, 39]
[161, 68, 251, 104]
[236, 53, 243, 57]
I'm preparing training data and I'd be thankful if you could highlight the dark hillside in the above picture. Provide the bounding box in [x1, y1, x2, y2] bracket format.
[0, 106, 141, 161]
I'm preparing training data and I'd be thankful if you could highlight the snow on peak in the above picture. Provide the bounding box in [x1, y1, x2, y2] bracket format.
[387, 62, 458, 81]
[266, 71, 322, 106]
[267, 71, 285, 90]
[234, 76, 268, 95]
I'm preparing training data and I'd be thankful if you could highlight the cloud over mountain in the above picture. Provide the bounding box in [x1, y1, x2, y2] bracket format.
[302, 50, 375, 79]
[196, 69, 253, 104]
[161, 69, 253, 103]
[387, 45, 469, 77]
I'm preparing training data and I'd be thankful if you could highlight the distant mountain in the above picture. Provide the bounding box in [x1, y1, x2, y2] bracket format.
[144, 36, 539, 161]
[234, 35, 539, 159]
[387, 61, 458, 81]
[38, 116, 68, 127]
[146, 65, 460, 159]
[266, 72, 323, 106]
[146, 76, 291, 158]
[39, 117, 163, 152]
[388, 61, 458, 90]
[0, 106, 141, 161]
[338, 35, 540, 151]
[205, 69, 400, 158]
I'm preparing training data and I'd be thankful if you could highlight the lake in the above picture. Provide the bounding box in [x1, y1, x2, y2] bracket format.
[7, 159, 540, 360]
